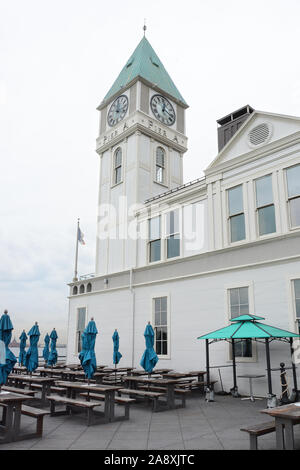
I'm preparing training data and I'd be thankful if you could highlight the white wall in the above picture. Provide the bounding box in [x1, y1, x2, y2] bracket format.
[68, 257, 300, 397]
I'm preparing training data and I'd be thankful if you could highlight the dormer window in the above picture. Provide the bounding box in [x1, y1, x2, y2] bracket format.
[155, 147, 165, 184]
[113, 148, 122, 185]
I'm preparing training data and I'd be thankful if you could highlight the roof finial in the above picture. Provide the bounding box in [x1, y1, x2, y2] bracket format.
[143, 19, 147, 37]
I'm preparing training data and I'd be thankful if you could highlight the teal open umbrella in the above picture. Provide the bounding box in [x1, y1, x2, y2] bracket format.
[112, 329, 122, 365]
[79, 318, 98, 380]
[42, 333, 50, 363]
[47, 329, 58, 366]
[140, 323, 159, 373]
[25, 322, 40, 373]
[0, 310, 17, 386]
[18, 330, 27, 366]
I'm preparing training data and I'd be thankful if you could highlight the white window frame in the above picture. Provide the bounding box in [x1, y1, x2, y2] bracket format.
[153, 145, 168, 188]
[226, 184, 247, 245]
[287, 275, 300, 334]
[254, 173, 277, 239]
[285, 164, 300, 230]
[148, 215, 162, 264]
[75, 306, 87, 354]
[165, 209, 181, 260]
[225, 281, 257, 363]
[151, 293, 171, 360]
[111, 147, 123, 187]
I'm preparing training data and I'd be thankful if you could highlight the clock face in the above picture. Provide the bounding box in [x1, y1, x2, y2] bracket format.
[150, 94, 176, 126]
[107, 95, 129, 127]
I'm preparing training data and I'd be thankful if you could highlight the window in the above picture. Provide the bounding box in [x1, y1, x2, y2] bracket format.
[113, 148, 122, 185]
[76, 307, 86, 353]
[154, 297, 168, 356]
[229, 287, 252, 358]
[255, 175, 276, 236]
[72, 286, 78, 295]
[166, 209, 180, 258]
[227, 185, 246, 242]
[79, 284, 85, 294]
[155, 147, 165, 184]
[86, 283, 92, 293]
[293, 279, 300, 333]
[286, 164, 300, 228]
[149, 216, 161, 262]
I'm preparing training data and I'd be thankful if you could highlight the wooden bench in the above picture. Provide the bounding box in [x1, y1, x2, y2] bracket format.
[241, 421, 276, 449]
[117, 388, 165, 412]
[176, 380, 218, 393]
[1, 386, 36, 397]
[241, 418, 300, 450]
[138, 385, 190, 407]
[48, 394, 103, 426]
[17, 405, 50, 440]
[79, 392, 135, 420]
[29, 384, 66, 395]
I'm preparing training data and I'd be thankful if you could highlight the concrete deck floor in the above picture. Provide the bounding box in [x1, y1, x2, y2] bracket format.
[1, 393, 300, 450]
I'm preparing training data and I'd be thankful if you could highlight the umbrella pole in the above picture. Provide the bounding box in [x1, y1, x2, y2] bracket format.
[265, 338, 277, 407]
[115, 363, 117, 385]
[290, 338, 299, 401]
[205, 339, 214, 401]
[231, 339, 239, 397]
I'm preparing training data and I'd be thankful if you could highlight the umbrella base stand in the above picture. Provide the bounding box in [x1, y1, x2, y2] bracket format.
[205, 387, 214, 402]
[230, 386, 241, 398]
[267, 393, 277, 408]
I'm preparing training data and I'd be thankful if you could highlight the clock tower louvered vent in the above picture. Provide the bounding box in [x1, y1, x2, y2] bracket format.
[248, 123, 270, 146]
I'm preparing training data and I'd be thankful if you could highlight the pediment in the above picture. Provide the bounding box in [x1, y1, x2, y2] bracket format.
[206, 110, 300, 172]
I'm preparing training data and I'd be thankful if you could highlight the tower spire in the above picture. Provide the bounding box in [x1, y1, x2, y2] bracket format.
[143, 19, 147, 37]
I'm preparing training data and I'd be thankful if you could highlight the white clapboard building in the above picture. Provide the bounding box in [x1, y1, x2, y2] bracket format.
[66, 36, 300, 396]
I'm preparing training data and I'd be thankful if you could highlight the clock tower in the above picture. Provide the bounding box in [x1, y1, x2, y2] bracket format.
[95, 35, 188, 275]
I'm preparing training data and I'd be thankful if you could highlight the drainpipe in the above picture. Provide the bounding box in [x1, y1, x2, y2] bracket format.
[130, 268, 135, 368]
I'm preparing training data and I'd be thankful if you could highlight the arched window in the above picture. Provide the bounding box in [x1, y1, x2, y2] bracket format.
[87, 283, 92, 293]
[114, 148, 122, 185]
[73, 286, 78, 295]
[155, 147, 165, 184]
[79, 284, 85, 294]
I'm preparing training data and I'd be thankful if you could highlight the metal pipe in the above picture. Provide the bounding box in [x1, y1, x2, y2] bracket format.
[205, 339, 210, 385]
[265, 338, 273, 395]
[231, 339, 238, 396]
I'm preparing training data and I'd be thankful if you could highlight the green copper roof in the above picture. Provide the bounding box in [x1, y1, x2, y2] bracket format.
[197, 315, 300, 340]
[102, 37, 187, 106]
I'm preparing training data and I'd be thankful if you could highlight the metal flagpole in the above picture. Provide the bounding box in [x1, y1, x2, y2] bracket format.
[73, 218, 80, 282]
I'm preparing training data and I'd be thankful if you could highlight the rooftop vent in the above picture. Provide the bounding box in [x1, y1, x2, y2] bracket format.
[217, 105, 254, 152]
[248, 123, 270, 146]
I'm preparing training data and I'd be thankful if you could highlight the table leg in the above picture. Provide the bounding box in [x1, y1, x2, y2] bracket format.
[12, 402, 22, 441]
[109, 391, 115, 422]
[0, 404, 14, 443]
[249, 378, 254, 402]
[275, 418, 285, 450]
[104, 393, 110, 422]
[283, 418, 294, 450]
[166, 384, 175, 409]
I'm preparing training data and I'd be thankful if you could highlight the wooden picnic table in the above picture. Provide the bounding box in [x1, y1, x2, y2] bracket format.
[0, 392, 33, 443]
[261, 402, 300, 449]
[122, 375, 185, 410]
[55, 381, 122, 422]
[7, 374, 56, 404]
[128, 368, 173, 376]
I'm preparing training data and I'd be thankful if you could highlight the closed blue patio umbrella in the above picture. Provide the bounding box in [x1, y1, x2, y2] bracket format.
[0, 310, 17, 386]
[18, 330, 27, 366]
[140, 322, 158, 374]
[25, 322, 40, 373]
[112, 329, 122, 365]
[42, 333, 50, 363]
[47, 329, 58, 366]
[79, 318, 98, 380]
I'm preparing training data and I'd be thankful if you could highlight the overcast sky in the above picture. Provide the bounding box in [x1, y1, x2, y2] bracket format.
[1, 0, 300, 343]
